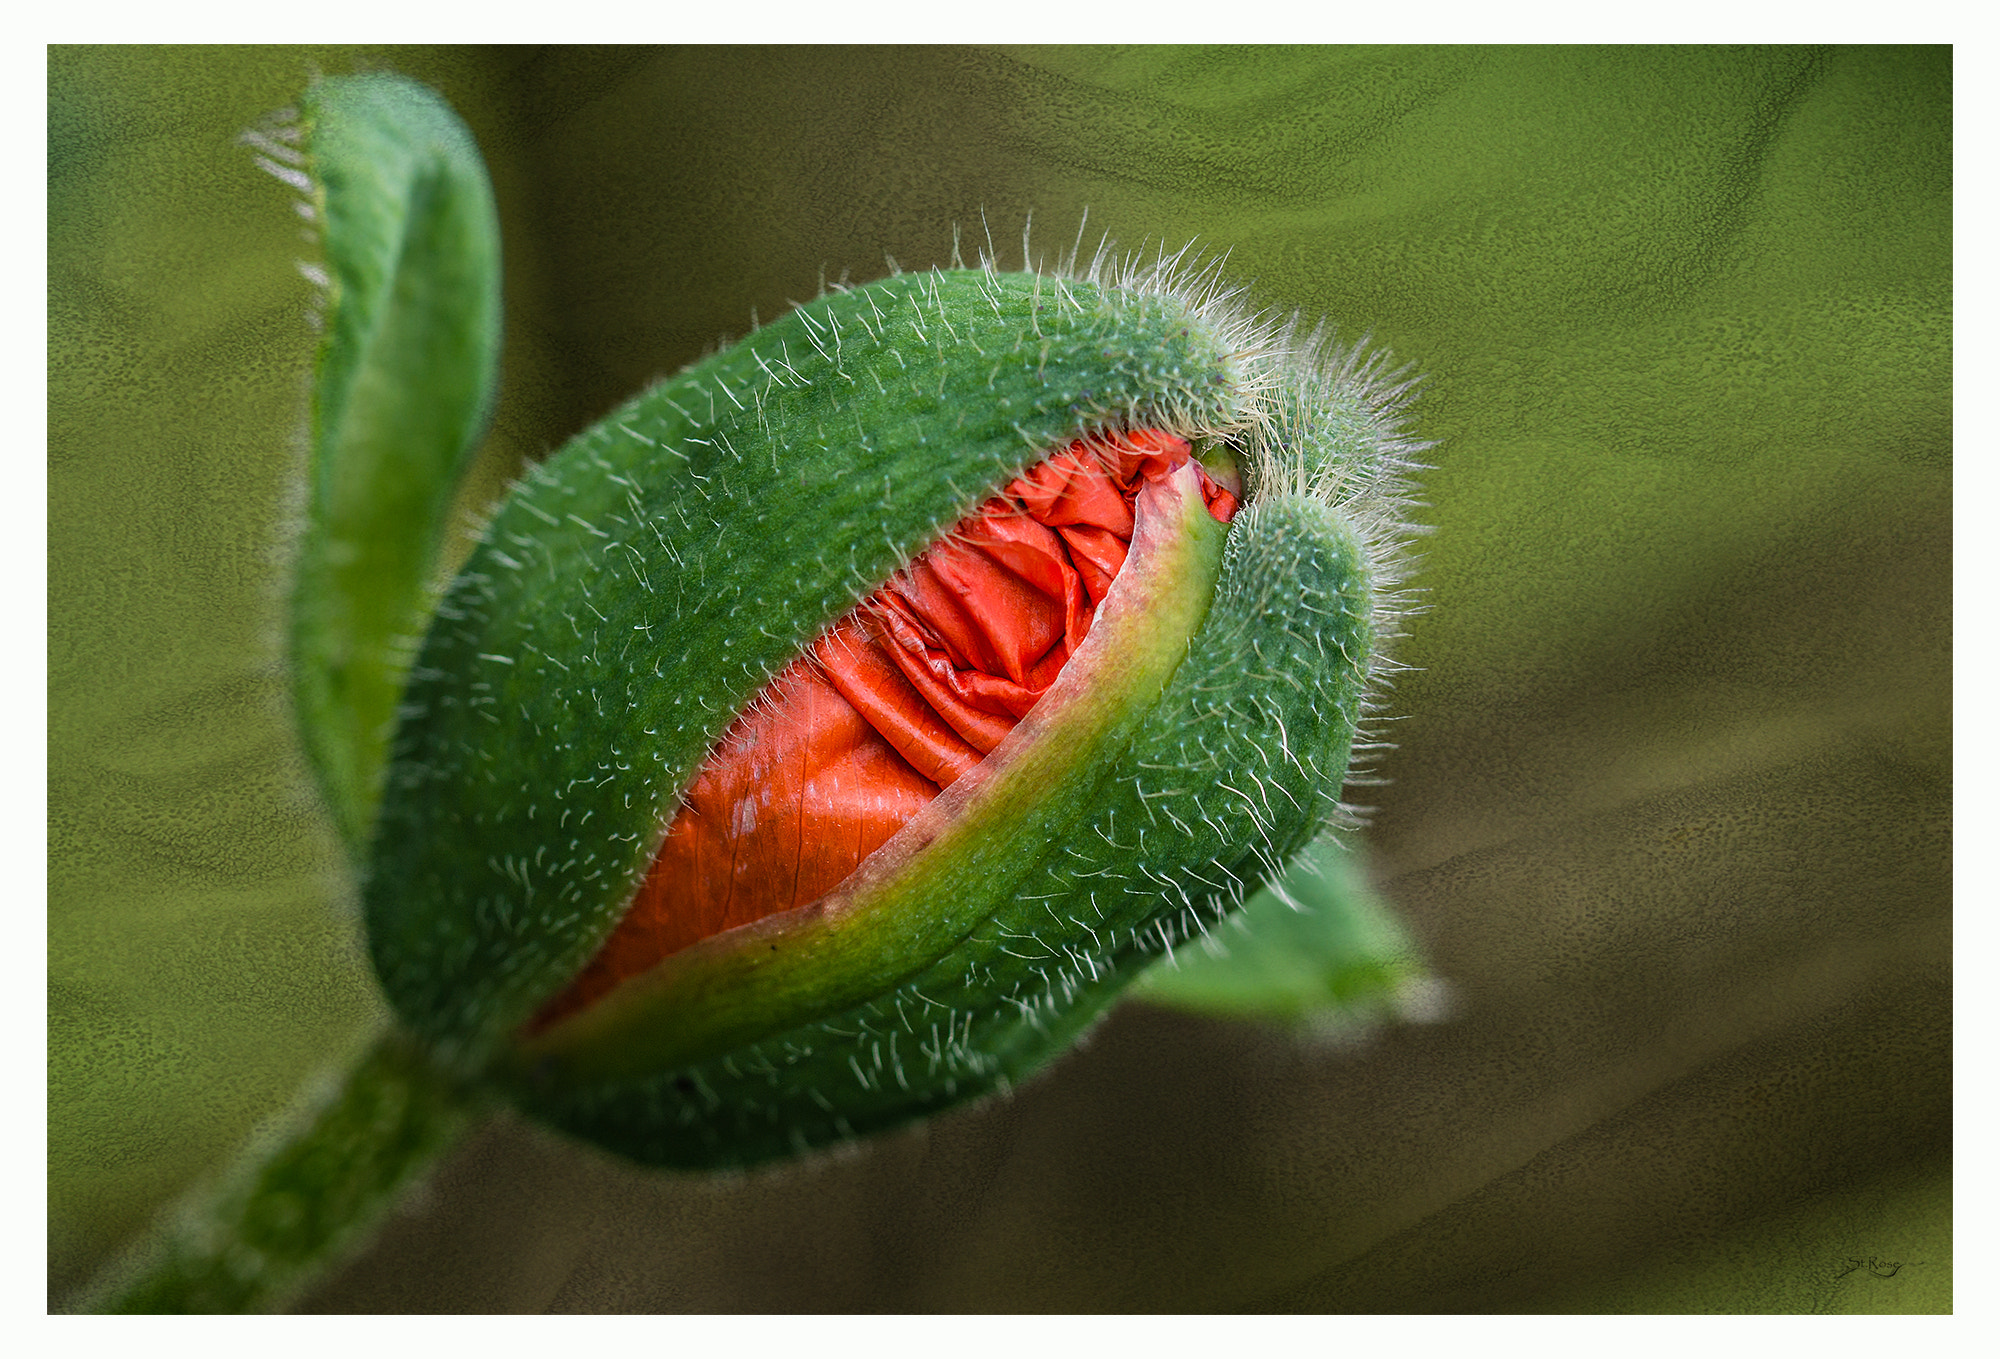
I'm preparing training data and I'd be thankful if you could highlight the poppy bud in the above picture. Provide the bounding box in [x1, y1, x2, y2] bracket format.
[364, 263, 1422, 1168]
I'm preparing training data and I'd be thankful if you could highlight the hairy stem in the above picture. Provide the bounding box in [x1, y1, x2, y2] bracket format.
[73, 1022, 488, 1314]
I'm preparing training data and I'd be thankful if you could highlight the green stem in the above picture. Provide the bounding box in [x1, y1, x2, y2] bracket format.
[73, 1021, 489, 1314]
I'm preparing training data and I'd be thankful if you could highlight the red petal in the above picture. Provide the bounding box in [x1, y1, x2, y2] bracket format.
[532, 429, 1236, 1028]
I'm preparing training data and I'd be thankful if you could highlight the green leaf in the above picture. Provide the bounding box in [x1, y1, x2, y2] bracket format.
[1132, 838, 1423, 1026]
[291, 73, 502, 854]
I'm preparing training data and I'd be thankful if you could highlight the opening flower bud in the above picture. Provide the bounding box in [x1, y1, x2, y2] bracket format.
[526, 428, 1238, 1032]
[364, 264, 1422, 1168]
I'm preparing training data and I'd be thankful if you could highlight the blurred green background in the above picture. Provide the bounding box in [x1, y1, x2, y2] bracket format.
[49, 46, 1949, 1312]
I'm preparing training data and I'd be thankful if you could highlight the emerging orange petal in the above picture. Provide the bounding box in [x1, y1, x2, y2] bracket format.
[533, 429, 1237, 1027]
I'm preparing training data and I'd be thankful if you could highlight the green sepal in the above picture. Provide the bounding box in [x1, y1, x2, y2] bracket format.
[365, 269, 1256, 1066]
[514, 460, 1231, 1086]
[292, 74, 503, 856]
[1131, 839, 1423, 1025]
[510, 492, 1375, 1167]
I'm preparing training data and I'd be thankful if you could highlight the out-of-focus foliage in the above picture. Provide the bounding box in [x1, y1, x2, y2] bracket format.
[50, 46, 1947, 1312]
[287, 74, 503, 855]
[1134, 840, 1426, 1026]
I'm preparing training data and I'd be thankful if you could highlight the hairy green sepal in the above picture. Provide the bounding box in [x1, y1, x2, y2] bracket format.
[365, 269, 1253, 1065]
[511, 493, 1373, 1167]
[294, 74, 502, 854]
[515, 464, 1229, 1085]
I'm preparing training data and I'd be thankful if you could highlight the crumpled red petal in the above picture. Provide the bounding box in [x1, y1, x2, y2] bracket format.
[534, 429, 1238, 1027]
